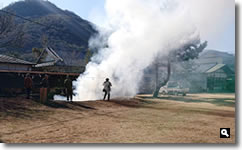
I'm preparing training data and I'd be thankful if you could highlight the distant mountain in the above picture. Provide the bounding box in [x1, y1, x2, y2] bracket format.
[1, 0, 97, 65]
[197, 49, 235, 71]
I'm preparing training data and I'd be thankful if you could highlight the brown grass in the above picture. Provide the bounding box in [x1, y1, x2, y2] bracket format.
[0, 93, 235, 143]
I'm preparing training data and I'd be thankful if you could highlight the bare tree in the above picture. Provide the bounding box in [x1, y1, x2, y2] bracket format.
[153, 41, 208, 98]
[0, 11, 24, 49]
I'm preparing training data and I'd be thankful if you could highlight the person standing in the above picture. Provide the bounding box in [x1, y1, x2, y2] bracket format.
[64, 75, 73, 102]
[24, 74, 33, 99]
[103, 78, 112, 101]
[40, 75, 49, 103]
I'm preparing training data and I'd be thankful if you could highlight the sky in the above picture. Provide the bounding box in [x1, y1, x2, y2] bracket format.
[0, 0, 236, 54]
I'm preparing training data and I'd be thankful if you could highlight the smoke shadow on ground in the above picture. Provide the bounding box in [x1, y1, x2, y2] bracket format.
[0, 98, 95, 121]
[109, 100, 140, 108]
[0, 99, 53, 119]
[108, 99, 158, 108]
[44, 101, 70, 109]
[67, 102, 96, 110]
[42, 101, 96, 110]
[0, 109, 53, 120]
[137, 95, 235, 107]
[107, 99, 234, 118]
[136, 98, 234, 118]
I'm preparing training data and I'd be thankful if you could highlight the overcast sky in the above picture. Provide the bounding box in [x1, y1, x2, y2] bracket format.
[0, 0, 236, 54]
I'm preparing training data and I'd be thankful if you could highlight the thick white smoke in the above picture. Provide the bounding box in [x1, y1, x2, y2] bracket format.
[73, 0, 200, 101]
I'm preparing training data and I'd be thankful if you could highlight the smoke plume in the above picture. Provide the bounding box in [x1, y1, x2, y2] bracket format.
[73, 0, 200, 101]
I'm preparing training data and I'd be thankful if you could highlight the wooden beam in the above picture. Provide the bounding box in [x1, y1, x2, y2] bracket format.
[0, 69, 80, 76]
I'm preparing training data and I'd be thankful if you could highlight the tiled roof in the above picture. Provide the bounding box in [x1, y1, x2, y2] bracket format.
[0, 54, 35, 65]
[195, 64, 216, 73]
[35, 62, 55, 67]
[206, 64, 226, 73]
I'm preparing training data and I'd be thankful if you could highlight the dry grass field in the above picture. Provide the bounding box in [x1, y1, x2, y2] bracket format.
[0, 93, 235, 143]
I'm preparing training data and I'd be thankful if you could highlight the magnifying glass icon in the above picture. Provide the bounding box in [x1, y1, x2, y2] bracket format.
[221, 129, 229, 137]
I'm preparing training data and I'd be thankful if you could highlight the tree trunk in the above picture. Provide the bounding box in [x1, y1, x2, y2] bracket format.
[153, 59, 171, 98]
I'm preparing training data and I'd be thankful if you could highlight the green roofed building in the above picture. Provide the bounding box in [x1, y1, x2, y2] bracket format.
[206, 64, 235, 92]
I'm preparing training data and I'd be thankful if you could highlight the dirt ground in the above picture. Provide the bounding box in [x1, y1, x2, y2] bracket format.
[0, 93, 235, 143]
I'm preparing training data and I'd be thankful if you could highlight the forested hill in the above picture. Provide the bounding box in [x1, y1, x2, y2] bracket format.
[2, 0, 97, 65]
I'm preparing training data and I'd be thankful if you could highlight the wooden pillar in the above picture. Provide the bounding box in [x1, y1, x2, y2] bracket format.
[40, 88, 48, 103]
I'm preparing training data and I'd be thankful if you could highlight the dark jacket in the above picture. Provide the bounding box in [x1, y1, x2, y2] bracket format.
[41, 78, 49, 88]
[24, 77, 33, 89]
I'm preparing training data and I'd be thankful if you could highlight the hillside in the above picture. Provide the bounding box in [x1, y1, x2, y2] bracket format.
[198, 49, 235, 71]
[1, 0, 97, 65]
